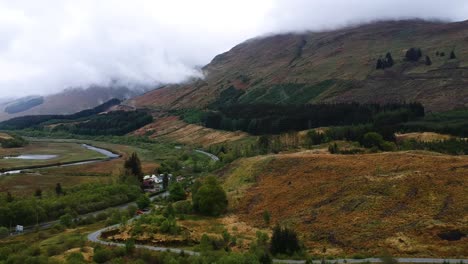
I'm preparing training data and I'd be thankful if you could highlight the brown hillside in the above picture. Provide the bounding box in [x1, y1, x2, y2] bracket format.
[132, 115, 247, 147]
[131, 20, 468, 112]
[223, 151, 468, 257]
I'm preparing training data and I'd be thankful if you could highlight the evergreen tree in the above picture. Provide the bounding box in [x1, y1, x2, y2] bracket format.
[385, 52, 394, 67]
[425, 55, 432, 66]
[376, 58, 384, 69]
[450, 50, 456, 59]
[124, 152, 143, 182]
[169, 182, 186, 202]
[162, 174, 169, 190]
[405, 47, 422, 61]
[55, 183, 62, 196]
[270, 225, 301, 255]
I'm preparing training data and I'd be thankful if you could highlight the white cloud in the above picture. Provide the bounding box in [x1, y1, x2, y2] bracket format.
[0, 0, 466, 97]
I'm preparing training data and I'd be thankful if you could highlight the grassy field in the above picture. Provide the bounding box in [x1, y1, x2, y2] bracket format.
[0, 141, 107, 171]
[221, 151, 468, 258]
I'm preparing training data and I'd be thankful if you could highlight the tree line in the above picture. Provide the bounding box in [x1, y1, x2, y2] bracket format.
[199, 102, 424, 135]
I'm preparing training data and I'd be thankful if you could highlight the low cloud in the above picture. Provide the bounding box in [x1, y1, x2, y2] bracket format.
[0, 0, 466, 97]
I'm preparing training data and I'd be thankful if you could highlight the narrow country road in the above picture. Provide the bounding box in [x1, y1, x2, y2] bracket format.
[87, 193, 467, 264]
[195, 149, 220, 161]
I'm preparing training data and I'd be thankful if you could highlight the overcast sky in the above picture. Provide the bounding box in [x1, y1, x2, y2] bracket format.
[0, 0, 467, 98]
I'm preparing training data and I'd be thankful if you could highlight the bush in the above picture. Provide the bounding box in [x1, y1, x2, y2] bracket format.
[93, 248, 112, 263]
[136, 195, 151, 210]
[270, 225, 301, 256]
[59, 214, 73, 227]
[173, 200, 193, 214]
[169, 182, 186, 202]
[0, 227, 9, 238]
[192, 176, 228, 216]
[363, 132, 384, 149]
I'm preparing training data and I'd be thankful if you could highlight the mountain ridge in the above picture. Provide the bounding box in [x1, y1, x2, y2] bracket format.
[130, 19, 468, 112]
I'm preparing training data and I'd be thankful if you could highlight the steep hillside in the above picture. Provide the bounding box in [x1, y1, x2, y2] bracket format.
[132, 115, 248, 147]
[0, 86, 144, 121]
[222, 151, 468, 257]
[131, 20, 468, 112]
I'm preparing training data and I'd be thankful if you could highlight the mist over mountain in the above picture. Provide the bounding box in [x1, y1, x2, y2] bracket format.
[0, 0, 467, 98]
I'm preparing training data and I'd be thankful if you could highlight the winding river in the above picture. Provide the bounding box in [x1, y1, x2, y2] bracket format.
[0, 144, 120, 175]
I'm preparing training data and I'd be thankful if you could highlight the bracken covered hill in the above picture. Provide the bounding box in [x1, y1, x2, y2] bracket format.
[131, 20, 468, 112]
[221, 151, 468, 257]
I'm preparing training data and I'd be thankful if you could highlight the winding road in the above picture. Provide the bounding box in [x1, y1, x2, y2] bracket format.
[195, 149, 220, 161]
[87, 193, 467, 264]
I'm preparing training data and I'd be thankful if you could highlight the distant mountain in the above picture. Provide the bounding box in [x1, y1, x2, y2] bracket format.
[130, 20, 468, 112]
[0, 85, 146, 121]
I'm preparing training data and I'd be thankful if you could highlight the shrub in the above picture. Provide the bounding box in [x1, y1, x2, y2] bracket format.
[136, 195, 151, 210]
[93, 248, 112, 263]
[270, 225, 301, 256]
[363, 132, 384, 149]
[0, 227, 9, 238]
[173, 200, 193, 214]
[59, 214, 73, 227]
[192, 176, 228, 216]
[169, 182, 186, 202]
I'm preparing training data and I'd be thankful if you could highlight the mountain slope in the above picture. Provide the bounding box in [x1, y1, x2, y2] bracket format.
[0, 86, 144, 121]
[130, 20, 468, 112]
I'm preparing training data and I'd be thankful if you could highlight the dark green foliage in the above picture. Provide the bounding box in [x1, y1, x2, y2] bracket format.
[193, 176, 228, 216]
[0, 183, 140, 227]
[450, 50, 456, 59]
[210, 85, 246, 108]
[162, 174, 169, 190]
[169, 182, 186, 202]
[93, 247, 112, 263]
[55, 183, 62, 196]
[362, 132, 384, 148]
[401, 139, 468, 155]
[201, 103, 424, 135]
[59, 213, 73, 227]
[401, 109, 468, 137]
[57, 110, 153, 136]
[0, 227, 8, 238]
[425, 55, 432, 65]
[124, 152, 143, 182]
[239, 80, 334, 105]
[263, 210, 271, 226]
[307, 130, 327, 145]
[125, 239, 136, 254]
[173, 200, 193, 214]
[328, 143, 339, 154]
[136, 195, 151, 209]
[270, 225, 301, 255]
[405, 47, 422, 61]
[4, 97, 44, 114]
[0, 98, 121, 130]
[385, 52, 394, 67]
[376, 53, 394, 69]
[0, 134, 28, 148]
